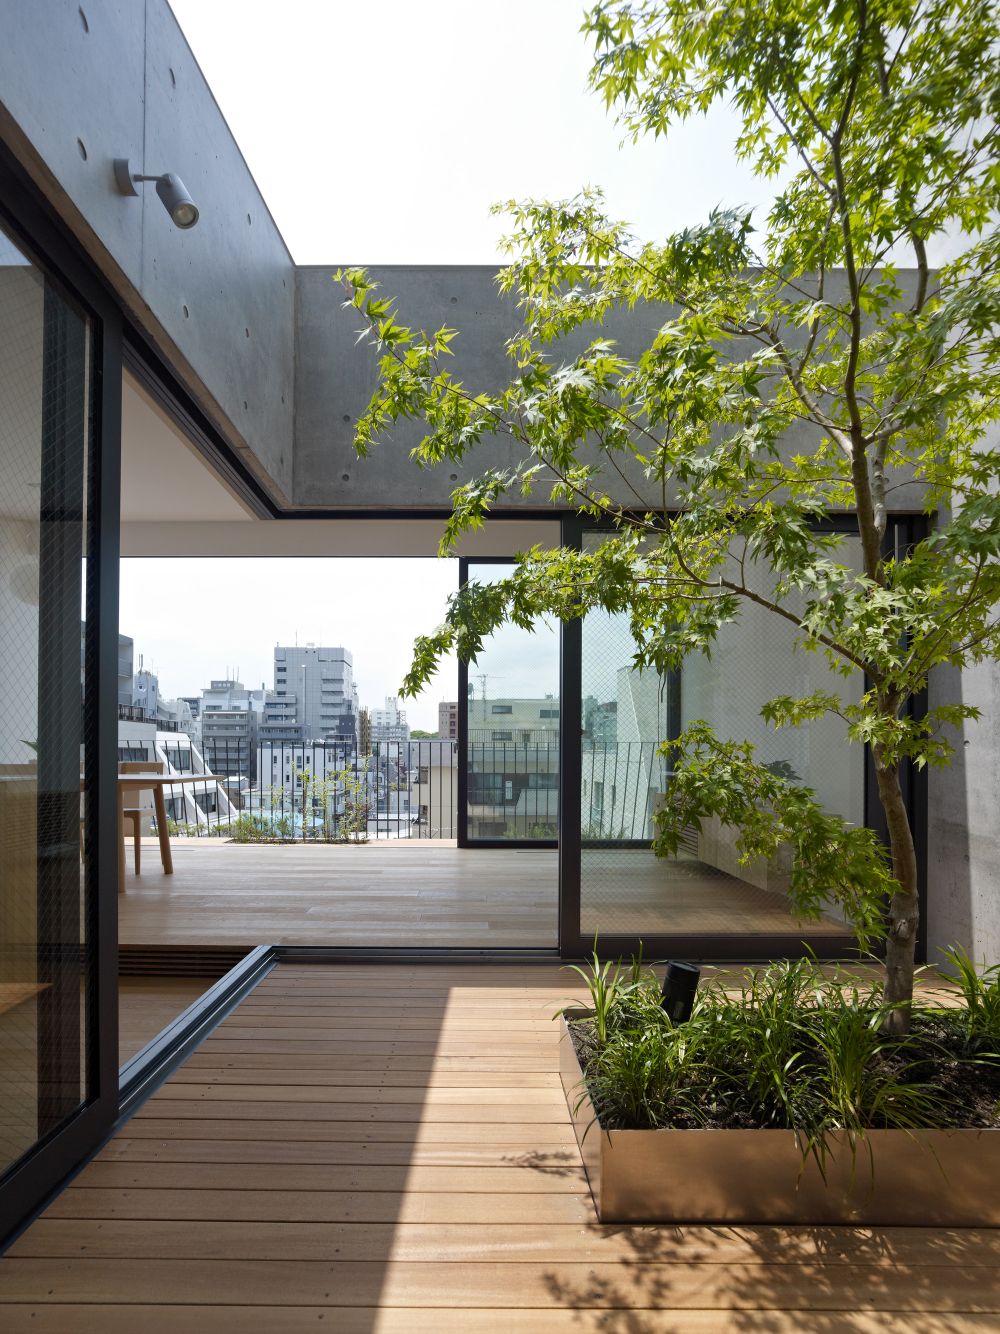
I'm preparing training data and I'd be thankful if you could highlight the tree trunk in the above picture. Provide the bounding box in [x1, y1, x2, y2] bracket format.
[873, 753, 919, 1034]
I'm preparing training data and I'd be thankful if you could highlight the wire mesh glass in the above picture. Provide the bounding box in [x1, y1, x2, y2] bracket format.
[0, 220, 93, 1177]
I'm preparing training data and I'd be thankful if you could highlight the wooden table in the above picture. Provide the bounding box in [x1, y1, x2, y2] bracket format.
[114, 774, 203, 893]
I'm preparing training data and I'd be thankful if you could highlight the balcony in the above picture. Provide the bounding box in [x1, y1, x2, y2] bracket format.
[117, 738, 851, 953]
[118, 840, 559, 950]
[117, 703, 179, 732]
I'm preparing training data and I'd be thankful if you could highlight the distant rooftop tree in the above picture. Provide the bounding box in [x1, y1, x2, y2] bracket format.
[337, 0, 1000, 1030]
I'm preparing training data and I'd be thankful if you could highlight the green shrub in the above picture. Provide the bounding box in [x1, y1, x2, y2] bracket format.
[215, 813, 292, 843]
[563, 952, 999, 1163]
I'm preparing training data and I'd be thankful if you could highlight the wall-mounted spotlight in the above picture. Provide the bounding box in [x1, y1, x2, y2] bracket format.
[114, 159, 199, 229]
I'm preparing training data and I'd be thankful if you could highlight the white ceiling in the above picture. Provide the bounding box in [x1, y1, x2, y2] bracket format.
[120, 370, 560, 556]
[121, 371, 254, 523]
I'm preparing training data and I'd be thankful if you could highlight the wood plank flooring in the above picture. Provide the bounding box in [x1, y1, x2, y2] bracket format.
[4, 962, 997, 1331]
[120, 841, 557, 948]
[117, 839, 844, 949]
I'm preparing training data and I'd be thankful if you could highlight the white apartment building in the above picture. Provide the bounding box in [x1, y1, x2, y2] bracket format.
[438, 700, 458, 740]
[116, 717, 236, 831]
[407, 739, 458, 837]
[467, 695, 560, 746]
[369, 695, 410, 745]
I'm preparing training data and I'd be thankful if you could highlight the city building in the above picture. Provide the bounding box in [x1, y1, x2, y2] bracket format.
[117, 633, 134, 707]
[116, 714, 236, 830]
[438, 700, 458, 740]
[466, 695, 560, 840]
[467, 694, 560, 746]
[408, 738, 458, 836]
[258, 690, 304, 745]
[198, 678, 266, 784]
[155, 695, 197, 740]
[369, 695, 410, 745]
[357, 705, 372, 755]
[130, 661, 159, 719]
[274, 644, 357, 743]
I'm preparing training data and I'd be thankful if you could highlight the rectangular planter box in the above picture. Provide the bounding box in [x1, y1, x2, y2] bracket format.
[560, 1012, 1000, 1225]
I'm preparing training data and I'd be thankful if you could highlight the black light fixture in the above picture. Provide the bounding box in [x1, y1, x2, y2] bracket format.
[114, 159, 199, 229]
[661, 960, 701, 1024]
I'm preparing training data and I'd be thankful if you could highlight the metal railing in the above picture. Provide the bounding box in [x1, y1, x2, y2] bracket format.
[581, 740, 672, 842]
[170, 740, 458, 842]
[117, 703, 179, 731]
[466, 742, 559, 842]
[117, 703, 148, 723]
[150, 738, 670, 846]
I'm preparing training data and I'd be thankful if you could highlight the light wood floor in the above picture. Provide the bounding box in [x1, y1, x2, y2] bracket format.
[117, 839, 845, 949]
[3, 963, 997, 1330]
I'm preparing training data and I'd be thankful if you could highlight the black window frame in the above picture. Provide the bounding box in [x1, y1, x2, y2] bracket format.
[0, 147, 123, 1242]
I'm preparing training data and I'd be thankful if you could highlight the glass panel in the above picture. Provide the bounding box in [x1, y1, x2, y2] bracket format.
[580, 534, 864, 938]
[0, 220, 93, 1176]
[465, 561, 559, 842]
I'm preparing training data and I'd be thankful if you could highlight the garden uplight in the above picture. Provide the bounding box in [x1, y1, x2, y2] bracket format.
[661, 960, 700, 1024]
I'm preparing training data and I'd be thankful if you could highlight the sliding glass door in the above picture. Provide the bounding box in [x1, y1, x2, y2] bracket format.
[560, 519, 878, 958]
[459, 559, 560, 847]
[0, 184, 120, 1238]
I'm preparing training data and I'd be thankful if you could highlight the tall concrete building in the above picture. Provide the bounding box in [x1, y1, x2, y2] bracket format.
[467, 695, 560, 746]
[465, 696, 560, 839]
[259, 690, 304, 745]
[117, 634, 135, 708]
[131, 663, 159, 719]
[274, 644, 357, 743]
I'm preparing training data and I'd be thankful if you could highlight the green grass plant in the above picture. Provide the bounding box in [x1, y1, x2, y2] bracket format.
[941, 946, 1000, 1051]
[564, 952, 998, 1161]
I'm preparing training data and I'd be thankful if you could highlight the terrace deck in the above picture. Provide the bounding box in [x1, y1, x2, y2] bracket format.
[3, 962, 997, 1330]
[116, 838, 845, 950]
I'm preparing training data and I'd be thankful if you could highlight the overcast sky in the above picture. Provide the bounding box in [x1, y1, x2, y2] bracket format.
[167, 0, 772, 264]
[121, 557, 461, 728]
[121, 3, 805, 727]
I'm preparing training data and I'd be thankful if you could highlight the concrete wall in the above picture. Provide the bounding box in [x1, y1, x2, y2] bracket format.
[0, 0, 295, 502]
[294, 264, 672, 509]
[927, 661, 1000, 965]
[0, 10, 926, 519]
[293, 264, 930, 511]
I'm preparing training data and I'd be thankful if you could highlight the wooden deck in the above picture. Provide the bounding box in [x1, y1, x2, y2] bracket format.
[117, 839, 844, 949]
[119, 977, 220, 1066]
[4, 963, 998, 1330]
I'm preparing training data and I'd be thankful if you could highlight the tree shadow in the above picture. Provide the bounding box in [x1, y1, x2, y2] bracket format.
[541, 1220, 1000, 1330]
